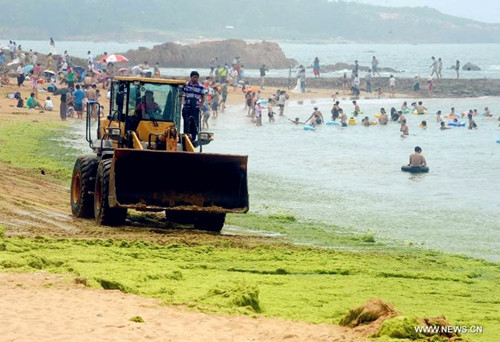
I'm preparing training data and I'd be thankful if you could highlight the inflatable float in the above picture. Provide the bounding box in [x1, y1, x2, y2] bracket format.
[348, 118, 356, 125]
[447, 121, 466, 127]
[326, 120, 340, 126]
[304, 125, 316, 131]
[413, 110, 428, 115]
[496, 139, 500, 144]
[402, 109, 410, 114]
[374, 113, 381, 118]
[401, 165, 429, 173]
[351, 111, 364, 115]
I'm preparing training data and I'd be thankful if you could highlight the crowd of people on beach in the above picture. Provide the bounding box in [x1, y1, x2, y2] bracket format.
[2, 37, 499, 136]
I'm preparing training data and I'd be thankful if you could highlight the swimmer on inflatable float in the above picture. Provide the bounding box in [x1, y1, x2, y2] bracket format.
[402, 146, 429, 173]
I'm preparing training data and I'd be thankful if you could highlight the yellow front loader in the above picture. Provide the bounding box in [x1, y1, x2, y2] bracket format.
[70, 77, 248, 231]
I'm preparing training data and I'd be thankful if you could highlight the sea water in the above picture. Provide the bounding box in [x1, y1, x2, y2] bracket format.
[22, 38, 499, 259]
[7, 40, 500, 79]
[202, 96, 500, 261]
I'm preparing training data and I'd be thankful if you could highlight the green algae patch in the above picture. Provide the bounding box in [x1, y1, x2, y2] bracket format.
[226, 212, 385, 250]
[201, 282, 262, 313]
[130, 316, 145, 323]
[376, 316, 422, 339]
[0, 121, 78, 182]
[0, 236, 499, 341]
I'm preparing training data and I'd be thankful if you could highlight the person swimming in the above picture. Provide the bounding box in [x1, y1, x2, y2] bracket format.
[288, 117, 305, 125]
[440, 121, 450, 130]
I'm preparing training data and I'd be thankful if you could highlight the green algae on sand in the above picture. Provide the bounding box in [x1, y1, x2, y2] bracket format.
[0, 236, 499, 341]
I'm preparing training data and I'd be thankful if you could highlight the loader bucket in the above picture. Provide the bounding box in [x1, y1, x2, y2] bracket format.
[109, 149, 248, 213]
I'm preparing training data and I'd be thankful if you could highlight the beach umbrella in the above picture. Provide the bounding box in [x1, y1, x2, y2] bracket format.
[24, 64, 34, 72]
[43, 70, 55, 75]
[99, 54, 128, 63]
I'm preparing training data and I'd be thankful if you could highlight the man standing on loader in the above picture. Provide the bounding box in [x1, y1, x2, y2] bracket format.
[182, 71, 205, 142]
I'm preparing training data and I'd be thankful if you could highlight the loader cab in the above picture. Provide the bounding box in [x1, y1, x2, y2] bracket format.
[109, 77, 184, 131]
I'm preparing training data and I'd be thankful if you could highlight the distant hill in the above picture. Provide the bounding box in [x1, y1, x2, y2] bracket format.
[1, 0, 499, 43]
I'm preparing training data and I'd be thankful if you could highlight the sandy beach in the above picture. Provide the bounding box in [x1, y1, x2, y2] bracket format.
[0, 273, 363, 342]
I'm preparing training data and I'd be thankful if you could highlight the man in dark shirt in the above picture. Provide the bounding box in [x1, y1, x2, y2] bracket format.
[259, 64, 268, 89]
[182, 71, 205, 142]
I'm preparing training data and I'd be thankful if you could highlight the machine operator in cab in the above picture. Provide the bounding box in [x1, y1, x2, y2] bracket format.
[182, 71, 205, 142]
[136, 90, 161, 119]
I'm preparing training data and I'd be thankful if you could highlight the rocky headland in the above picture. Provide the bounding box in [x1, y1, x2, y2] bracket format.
[123, 40, 297, 69]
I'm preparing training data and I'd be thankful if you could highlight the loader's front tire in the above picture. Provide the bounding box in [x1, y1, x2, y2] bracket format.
[71, 155, 98, 218]
[194, 213, 226, 232]
[94, 159, 127, 226]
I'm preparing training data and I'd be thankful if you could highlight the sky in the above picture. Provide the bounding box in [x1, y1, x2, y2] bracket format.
[354, 0, 500, 23]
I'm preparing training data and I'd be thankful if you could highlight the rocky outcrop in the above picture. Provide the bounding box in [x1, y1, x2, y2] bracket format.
[315, 63, 399, 74]
[462, 62, 481, 71]
[122, 40, 297, 69]
[245, 76, 500, 97]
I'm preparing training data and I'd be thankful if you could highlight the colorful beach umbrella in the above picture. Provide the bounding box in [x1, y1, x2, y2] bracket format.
[99, 54, 129, 63]
[24, 64, 34, 72]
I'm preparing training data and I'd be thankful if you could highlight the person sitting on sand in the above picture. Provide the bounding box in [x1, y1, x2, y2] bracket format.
[1, 71, 9, 85]
[26, 92, 43, 110]
[306, 107, 324, 126]
[44, 96, 54, 111]
[408, 146, 427, 167]
[415, 101, 427, 114]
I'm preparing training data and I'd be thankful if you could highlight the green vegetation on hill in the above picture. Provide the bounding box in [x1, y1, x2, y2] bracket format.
[1, 0, 499, 43]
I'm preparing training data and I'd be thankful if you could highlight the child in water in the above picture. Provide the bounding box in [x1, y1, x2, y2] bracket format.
[352, 100, 361, 116]
[419, 120, 427, 128]
[201, 104, 210, 130]
[267, 98, 275, 123]
[440, 121, 450, 130]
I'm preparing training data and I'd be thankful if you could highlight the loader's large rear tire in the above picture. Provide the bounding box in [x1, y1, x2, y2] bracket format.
[71, 155, 98, 218]
[194, 213, 226, 232]
[94, 159, 127, 226]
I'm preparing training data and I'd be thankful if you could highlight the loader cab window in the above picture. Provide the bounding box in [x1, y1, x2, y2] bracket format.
[111, 82, 127, 121]
[133, 83, 182, 128]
